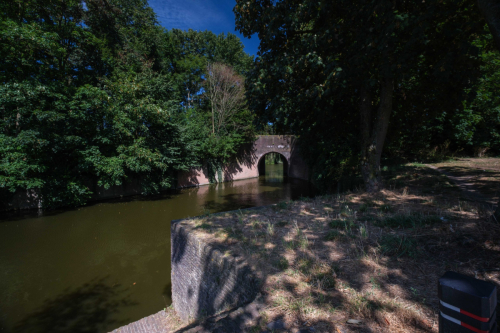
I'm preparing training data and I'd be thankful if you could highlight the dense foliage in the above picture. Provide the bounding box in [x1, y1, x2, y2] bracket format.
[384, 29, 500, 160]
[204, 62, 253, 162]
[234, 0, 490, 190]
[165, 30, 255, 169]
[0, 0, 254, 208]
[454, 33, 500, 154]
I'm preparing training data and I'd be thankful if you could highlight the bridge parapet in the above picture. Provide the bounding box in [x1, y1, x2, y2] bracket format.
[254, 135, 292, 159]
[177, 135, 308, 187]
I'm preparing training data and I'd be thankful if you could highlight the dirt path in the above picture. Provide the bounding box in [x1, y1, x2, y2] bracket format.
[427, 165, 495, 206]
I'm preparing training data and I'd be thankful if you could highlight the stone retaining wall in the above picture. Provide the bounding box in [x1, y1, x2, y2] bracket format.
[171, 219, 260, 323]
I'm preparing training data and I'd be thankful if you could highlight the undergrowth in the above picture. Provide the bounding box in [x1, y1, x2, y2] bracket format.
[379, 234, 419, 257]
[375, 213, 442, 229]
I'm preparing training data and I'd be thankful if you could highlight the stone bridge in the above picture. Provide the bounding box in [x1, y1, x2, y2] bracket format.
[178, 135, 308, 187]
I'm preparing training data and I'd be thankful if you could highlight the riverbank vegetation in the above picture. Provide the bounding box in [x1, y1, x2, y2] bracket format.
[166, 160, 500, 332]
[0, 0, 254, 209]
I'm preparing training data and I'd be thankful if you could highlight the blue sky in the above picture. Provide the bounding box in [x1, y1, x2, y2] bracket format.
[148, 0, 260, 57]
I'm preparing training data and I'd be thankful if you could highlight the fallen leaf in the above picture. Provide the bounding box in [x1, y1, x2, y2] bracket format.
[421, 319, 430, 327]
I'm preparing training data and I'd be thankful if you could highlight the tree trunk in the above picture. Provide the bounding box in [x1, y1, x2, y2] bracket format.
[212, 106, 215, 134]
[359, 77, 394, 192]
[359, 85, 376, 191]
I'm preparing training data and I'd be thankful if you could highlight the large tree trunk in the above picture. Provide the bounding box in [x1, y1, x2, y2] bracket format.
[359, 77, 394, 192]
[478, 0, 500, 221]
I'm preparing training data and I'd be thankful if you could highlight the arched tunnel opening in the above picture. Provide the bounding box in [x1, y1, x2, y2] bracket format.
[258, 152, 289, 179]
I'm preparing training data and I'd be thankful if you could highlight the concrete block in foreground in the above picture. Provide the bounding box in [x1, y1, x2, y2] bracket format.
[171, 219, 259, 322]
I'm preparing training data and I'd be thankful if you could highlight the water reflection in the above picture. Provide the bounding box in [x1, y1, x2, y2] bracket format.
[264, 163, 286, 183]
[0, 175, 313, 332]
[13, 277, 136, 333]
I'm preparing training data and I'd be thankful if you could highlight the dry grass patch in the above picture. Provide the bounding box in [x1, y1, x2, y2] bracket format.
[174, 162, 500, 332]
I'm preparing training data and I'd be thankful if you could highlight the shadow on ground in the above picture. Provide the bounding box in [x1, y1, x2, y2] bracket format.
[169, 163, 500, 332]
[14, 277, 137, 333]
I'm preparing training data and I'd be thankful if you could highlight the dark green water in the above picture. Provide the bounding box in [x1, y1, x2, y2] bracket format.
[0, 164, 313, 333]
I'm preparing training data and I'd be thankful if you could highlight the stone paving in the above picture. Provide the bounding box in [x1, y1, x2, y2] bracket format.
[110, 311, 171, 333]
[110, 296, 264, 333]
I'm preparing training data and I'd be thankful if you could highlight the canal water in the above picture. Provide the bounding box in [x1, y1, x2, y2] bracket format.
[0, 164, 313, 333]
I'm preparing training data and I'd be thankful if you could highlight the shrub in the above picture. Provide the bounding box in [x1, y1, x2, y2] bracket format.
[329, 219, 355, 230]
[379, 235, 419, 257]
[276, 258, 289, 270]
[277, 201, 289, 210]
[325, 230, 342, 241]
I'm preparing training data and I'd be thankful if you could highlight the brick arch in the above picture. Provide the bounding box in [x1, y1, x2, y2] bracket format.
[254, 136, 308, 181]
[178, 135, 308, 187]
[257, 151, 290, 177]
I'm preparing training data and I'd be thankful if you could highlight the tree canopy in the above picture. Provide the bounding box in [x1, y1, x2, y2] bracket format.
[0, 0, 254, 209]
[3, 0, 500, 208]
[234, 0, 488, 191]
